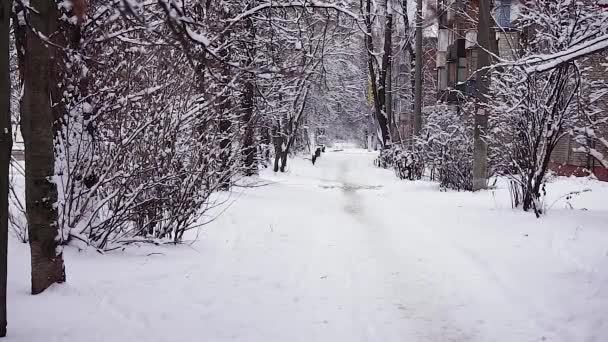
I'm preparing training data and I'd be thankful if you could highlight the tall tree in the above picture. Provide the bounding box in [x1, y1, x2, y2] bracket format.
[413, 0, 422, 137]
[472, 0, 494, 191]
[22, 0, 65, 294]
[382, 0, 394, 140]
[0, 0, 13, 336]
[241, 15, 258, 176]
[364, 0, 392, 148]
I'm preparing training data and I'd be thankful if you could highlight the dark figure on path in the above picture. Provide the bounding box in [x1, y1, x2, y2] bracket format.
[312, 147, 322, 165]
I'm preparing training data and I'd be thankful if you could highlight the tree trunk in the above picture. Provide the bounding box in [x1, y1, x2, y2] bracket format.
[242, 79, 256, 176]
[218, 115, 232, 189]
[280, 152, 288, 173]
[273, 132, 284, 173]
[383, 1, 394, 141]
[241, 15, 257, 176]
[22, 0, 65, 295]
[273, 154, 280, 173]
[217, 13, 233, 190]
[472, 0, 496, 191]
[0, 0, 13, 336]
[364, 0, 391, 148]
[413, 0, 423, 137]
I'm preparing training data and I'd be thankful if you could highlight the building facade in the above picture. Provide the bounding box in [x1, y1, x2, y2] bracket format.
[435, 0, 608, 181]
[550, 49, 608, 181]
[436, 0, 519, 105]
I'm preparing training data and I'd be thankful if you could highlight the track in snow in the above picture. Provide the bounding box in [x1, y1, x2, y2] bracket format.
[6, 149, 608, 342]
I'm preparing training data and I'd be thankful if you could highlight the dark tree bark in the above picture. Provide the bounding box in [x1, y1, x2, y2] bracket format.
[381, 2, 393, 139]
[280, 152, 288, 173]
[0, 0, 13, 336]
[272, 125, 284, 173]
[242, 79, 257, 175]
[241, 15, 257, 176]
[218, 110, 232, 189]
[472, 0, 497, 191]
[364, 0, 391, 148]
[413, 0, 423, 137]
[217, 9, 233, 190]
[22, 0, 65, 295]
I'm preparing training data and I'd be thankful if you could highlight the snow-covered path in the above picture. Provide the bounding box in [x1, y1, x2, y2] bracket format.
[6, 149, 608, 342]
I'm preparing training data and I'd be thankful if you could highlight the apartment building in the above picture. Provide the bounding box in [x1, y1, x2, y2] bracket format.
[436, 0, 519, 105]
[435, 0, 608, 180]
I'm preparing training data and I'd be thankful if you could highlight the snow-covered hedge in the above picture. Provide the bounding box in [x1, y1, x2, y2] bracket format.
[416, 104, 474, 191]
[376, 104, 474, 191]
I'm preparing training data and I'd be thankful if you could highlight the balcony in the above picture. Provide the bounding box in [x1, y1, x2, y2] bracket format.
[446, 39, 465, 62]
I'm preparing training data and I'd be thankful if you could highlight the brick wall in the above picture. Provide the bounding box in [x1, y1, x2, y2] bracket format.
[549, 51, 608, 179]
[547, 0, 608, 180]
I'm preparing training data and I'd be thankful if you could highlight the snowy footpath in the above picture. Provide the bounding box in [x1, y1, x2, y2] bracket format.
[6, 149, 608, 342]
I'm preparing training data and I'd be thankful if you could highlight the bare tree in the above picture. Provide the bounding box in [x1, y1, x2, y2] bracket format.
[363, 0, 392, 148]
[21, 0, 66, 294]
[0, 0, 12, 335]
[472, 0, 494, 191]
[488, 0, 606, 215]
[5, 0, 368, 255]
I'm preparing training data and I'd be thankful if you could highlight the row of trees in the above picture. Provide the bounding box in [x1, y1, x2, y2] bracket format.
[0, 0, 368, 336]
[363, 0, 436, 148]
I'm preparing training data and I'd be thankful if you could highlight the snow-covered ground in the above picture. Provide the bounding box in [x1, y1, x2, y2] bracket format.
[6, 149, 608, 342]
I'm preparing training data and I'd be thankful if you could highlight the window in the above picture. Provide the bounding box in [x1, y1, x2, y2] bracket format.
[469, 49, 478, 75]
[457, 58, 468, 82]
[438, 67, 448, 90]
[438, 30, 449, 52]
[436, 52, 447, 68]
[496, 0, 512, 29]
[465, 31, 477, 49]
[447, 62, 457, 84]
[448, 29, 456, 47]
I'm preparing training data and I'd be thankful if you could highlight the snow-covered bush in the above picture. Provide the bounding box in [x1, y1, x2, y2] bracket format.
[374, 104, 475, 189]
[374, 144, 423, 180]
[7, 0, 370, 251]
[47, 0, 361, 249]
[487, 0, 604, 216]
[392, 146, 423, 181]
[374, 147, 396, 169]
[43, 2, 243, 250]
[416, 105, 473, 191]
[490, 63, 582, 216]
